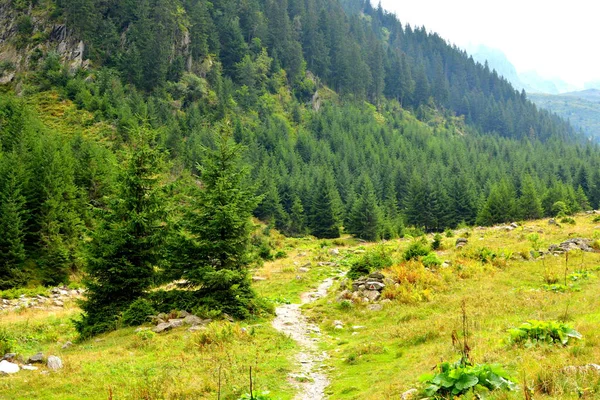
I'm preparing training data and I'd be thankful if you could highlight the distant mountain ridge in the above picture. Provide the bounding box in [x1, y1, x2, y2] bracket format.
[467, 44, 577, 94]
[529, 89, 600, 140]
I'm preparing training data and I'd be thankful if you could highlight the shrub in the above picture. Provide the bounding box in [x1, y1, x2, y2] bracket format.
[432, 233, 443, 250]
[403, 239, 430, 261]
[560, 217, 576, 225]
[507, 320, 582, 346]
[422, 253, 442, 269]
[421, 359, 517, 398]
[552, 201, 570, 217]
[347, 246, 393, 279]
[0, 327, 16, 355]
[122, 298, 156, 327]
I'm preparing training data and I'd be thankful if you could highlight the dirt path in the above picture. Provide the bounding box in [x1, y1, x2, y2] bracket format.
[272, 278, 336, 400]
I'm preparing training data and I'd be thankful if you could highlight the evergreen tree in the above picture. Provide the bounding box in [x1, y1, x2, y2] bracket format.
[347, 175, 383, 241]
[0, 152, 28, 289]
[182, 124, 260, 318]
[76, 126, 167, 337]
[518, 175, 543, 220]
[309, 171, 342, 238]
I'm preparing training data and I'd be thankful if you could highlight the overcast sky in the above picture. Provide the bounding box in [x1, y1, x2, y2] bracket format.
[378, 0, 599, 88]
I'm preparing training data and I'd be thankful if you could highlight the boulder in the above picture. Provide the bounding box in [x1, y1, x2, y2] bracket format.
[401, 388, 419, 400]
[47, 356, 63, 371]
[152, 322, 173, 333]
[168, 319, 184, 328]
[455, 238, 468, 248]
[0, 360, 19, 374]
[61, 341, 73, 350]
[2, 353, 16, 362]
[363, 290, 380, 302]
[183, 315, 203, 326]
[367, 304, 383, 312]
[28, 352, 44, 364]
[365, 281, 385, 291]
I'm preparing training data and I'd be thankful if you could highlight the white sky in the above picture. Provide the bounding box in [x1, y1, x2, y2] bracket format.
[378, 0, 600, 88]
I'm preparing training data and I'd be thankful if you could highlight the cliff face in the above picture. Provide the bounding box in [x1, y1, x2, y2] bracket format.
[0, 1, 87, 86]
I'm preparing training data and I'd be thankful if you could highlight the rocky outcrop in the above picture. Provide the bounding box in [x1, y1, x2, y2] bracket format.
[548, 238, 595, 254]
[338, 272, 386, 304]
[151, 311, 212, 333]
[0, 287, 84, 312]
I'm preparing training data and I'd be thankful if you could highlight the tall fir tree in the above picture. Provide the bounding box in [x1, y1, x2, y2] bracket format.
[76, 126, 167, 337]
[182, 124, 261, 318]
[0, 152, 28, 289]
[347, 175, 383, 241]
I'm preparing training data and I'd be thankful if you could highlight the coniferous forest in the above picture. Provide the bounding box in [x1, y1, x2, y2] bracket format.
[1, 0, 600, 335]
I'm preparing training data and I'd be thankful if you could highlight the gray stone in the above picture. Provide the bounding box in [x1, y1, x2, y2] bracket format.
[365, 281, 385, 291]
[188, 325, 207, 332]
[252, 276, 267, 281]
[183, 315, 203, 326]
[298, 267, 310, 273]
[329, 248, 340, 256]
[21, 365, 38, 371]
[168, 319, 184, 328]
[61, 341, 73, 350]
[2, 353, 16, 362]
[401, 388, 419, 400]
[367, 304, 383, 312]
[177, 310, 190, 318]
[0, 360, 19, 374]
[47, 356, 63, 371]
[28, 352, 44, 364]
[152, 322, 173, 333]
[364, 290, 381, 302]
[455, 238, 468, 248]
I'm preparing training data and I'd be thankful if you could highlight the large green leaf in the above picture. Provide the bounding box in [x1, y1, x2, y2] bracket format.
[454, 373, 479, 391]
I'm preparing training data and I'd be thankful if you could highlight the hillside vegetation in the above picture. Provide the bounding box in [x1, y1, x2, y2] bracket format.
[1, 0, 600, 397]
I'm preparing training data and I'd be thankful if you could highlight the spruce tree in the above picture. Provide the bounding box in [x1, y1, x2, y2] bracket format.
[347, 175, 383, 241]
[0, 152, 28, 289]
[309, 172, 342, 239]
[182, 124, 260, 318]
[76, 126, 166, 337]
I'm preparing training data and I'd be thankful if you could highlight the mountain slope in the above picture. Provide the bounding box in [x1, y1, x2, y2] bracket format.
[529, 89, 600, 141]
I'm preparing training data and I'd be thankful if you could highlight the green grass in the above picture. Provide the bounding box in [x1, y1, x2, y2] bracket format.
[5, 216, 600, 399]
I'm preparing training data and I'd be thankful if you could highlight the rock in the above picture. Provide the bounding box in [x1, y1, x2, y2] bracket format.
[152, 322, 173, 333]
[47, 356, 63, 371]
[401, 388, 419, 400]
[298, 267, 310, 273]
[352, 326, 366, 330]
[21, 365, 38, 371]
[510, 222, 519, 229]
[367, 304, 383, 312]
[368, 272, 385, 281]
[53, 300, 64, 307]
[183, 315, 203, 326]
[28, 352, 44, 364]
[329, 248, 340, 256]
[364, 290, 381, 302]
[177, 310, 190, 318]
[252, 276, 267, 281]
[2, 353, 16, 362]
[455, 238, 468, 248]
[168, 319, 184, 328]
[61, 341, 73, 350]
[317, 262, 337, 267]
[0, 360, 19, 374]
[365, 281, 385, 291]
[188, 325, 206, 332]
[548, 218, 557, 225]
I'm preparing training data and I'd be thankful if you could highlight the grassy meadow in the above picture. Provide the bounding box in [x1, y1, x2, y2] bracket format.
[3, 214, 600, 398]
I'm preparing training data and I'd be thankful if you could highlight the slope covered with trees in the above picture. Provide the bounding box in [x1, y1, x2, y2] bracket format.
[0, 0, 599, 329]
